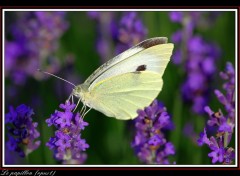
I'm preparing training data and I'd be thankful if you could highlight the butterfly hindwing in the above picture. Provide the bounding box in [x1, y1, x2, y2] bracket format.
[87, 71, 163, 120]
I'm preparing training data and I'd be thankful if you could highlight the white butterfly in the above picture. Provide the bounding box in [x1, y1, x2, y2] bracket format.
[69, 37, 174, 120]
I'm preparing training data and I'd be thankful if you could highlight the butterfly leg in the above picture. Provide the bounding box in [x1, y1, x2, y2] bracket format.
[67, 93, 73, 102]
[82, 107, 92, 119]
[80, 104, 86, 115]
[71, 95, 74, 104]
[73, 98, 81, 112]
[66, 94, 74, 105]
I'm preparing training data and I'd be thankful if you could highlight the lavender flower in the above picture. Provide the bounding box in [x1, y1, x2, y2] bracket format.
[169, 12, 221, 114]
[183, 122, 198, 143]
[197, 62, 235, 164]
[46, 101, 89, 164]
[5, 104, 40, 158]
[87, 11, 115, 63]
[88, 12, 147, 62]
[5, 148, 23, 164]
[132, 100, 175, 164]
[5, 11, 68, 85]
[170, 12, 220, 114]
[113, 12, 147, 54]
[87, 11, 101, 20]
[181, 38, 219, 115]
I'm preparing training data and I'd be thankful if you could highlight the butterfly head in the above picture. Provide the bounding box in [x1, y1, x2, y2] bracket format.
[72, 85, 82, 98]
[72, 84, 89, 99]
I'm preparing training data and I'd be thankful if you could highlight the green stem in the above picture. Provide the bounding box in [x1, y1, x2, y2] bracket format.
[150, 150, 156, 164]
[224, 118, 233, 148]
[25, 149, 29, 164]
[169, 92, 182, 163]
[194, 115, 205, 164]
[224, 132, 228, 148]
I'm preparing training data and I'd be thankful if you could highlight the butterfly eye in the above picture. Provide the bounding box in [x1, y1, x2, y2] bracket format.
[72, 86, 81, 97]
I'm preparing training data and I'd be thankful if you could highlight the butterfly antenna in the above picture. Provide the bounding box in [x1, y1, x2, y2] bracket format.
[38, 69, 76, 87]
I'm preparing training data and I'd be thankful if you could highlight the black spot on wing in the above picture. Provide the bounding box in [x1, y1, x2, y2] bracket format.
[138, 37, 168, 49]
[136, 65, 147, 71]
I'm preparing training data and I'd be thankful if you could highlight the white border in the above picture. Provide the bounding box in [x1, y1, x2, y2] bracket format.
[235, 7, 238, 169]
[3, 9, 238, 11]
[2, 9, 238, 168]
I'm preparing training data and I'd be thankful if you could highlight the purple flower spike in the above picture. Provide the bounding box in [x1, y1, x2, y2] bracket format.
[55, 111, 72, 128]
[5, 106, 17, 123]
[46, 101, 89, 164]
[5, 104, 40, 157]
[164, 142, 175, 155]
[87, 11, 100, 20]
[197, 128, 210, 146]
[169, 12, 183, 23]
[171, 30, 182, 44]
[148, 135, 162, 147]
[219, 121, 232, 133]
[197, 62, 235, 164]
[169, 12, 221, 115]
[89, 12, 147, 63]
[115, 12, 147, 54]
[5, 12, 69, 85]
[55, 132, 71, 151]
[59, 101, 76, 112]
[208, 148, 224, 164]
[132, 100, 175, 164]
[76, 113, 89, 130]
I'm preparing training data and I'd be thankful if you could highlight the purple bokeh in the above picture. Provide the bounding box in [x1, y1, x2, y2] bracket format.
[5, 11, 69, 85]
[169, 12, 221, 114]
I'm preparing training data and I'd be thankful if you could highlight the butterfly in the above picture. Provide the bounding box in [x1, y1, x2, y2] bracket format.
[40, 37, 174, 120]
[70, 37, 174, 120]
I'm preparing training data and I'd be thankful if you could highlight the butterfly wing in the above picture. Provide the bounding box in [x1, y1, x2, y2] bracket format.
[79, 37, 174, 120]
[88, 43, 173, 90]
[84, 37, 171, 88]
[87, 71, 162, 120]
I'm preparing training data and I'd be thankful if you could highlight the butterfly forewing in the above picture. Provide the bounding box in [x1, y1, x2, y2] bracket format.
[84, 37, 169, 87]
[88, 43, 173, 90]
